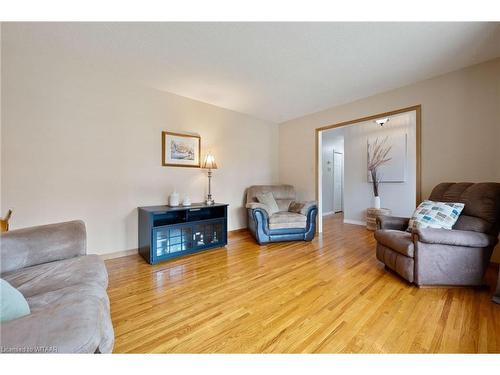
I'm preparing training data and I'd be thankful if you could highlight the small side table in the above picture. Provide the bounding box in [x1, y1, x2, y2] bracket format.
[366, 208, 391, 231]
[493, 268, 500, 304]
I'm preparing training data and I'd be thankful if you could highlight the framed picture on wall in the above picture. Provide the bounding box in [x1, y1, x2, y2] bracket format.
[367, 133, 407, 182]
[162, 131, 201, 168]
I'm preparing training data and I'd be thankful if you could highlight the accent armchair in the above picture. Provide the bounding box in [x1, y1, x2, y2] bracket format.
[246, 185, 318, 244]
[375, 182, 500, 287]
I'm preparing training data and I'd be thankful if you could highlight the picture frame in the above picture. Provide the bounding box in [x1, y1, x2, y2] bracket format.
[162, 131, 201, 168]
[367, 133, 407, 183]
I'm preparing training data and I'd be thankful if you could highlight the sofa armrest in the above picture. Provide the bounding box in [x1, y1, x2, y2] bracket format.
[289, 201, 317, 216]
[414, 227, 497, 248]
[376, 215, 409, 231]
[246, 202, 272, 217]
[1, 220, 86, 274]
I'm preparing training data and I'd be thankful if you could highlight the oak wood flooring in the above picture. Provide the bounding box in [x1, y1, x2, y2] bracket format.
[105, 215, 500, 353]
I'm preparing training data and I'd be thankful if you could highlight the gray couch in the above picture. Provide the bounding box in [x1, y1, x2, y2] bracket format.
[375, 182, 500, 287]
[0, 221, 114, 353]
[246, 185, 317, 244]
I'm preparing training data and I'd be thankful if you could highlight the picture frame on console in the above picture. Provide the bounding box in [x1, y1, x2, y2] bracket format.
[162, 131, 201, 168]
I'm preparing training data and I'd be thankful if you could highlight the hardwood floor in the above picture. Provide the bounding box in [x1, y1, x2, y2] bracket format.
[105, 215, 500, 353]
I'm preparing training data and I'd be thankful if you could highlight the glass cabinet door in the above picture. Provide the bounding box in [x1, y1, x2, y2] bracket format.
[192, 221, 224, 248]
[153, 225, 195, 259]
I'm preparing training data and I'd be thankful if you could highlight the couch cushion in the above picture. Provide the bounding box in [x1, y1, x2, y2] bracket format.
[269, 211, 307, 230]
[1, 255, 107, 298]
[246, 185, 296, 205]
[276, 199, 294, 212]
[0, 287, 114, 353]
[256, 192, 280, 215]
[428, 182, 500, 235]
[374, 229, 414, 257]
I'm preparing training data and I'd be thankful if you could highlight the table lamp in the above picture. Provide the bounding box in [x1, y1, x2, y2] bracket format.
[202, 153, 218, 205]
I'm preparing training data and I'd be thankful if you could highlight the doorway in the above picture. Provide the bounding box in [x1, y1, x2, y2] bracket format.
[321, 134, 344, 217]
[316, 105, 421, 233]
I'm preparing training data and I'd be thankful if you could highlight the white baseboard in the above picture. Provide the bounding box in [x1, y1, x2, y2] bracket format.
[322, 211, 334, 216]
[343, 219, 365, 226]
[99, 248, 138, 260]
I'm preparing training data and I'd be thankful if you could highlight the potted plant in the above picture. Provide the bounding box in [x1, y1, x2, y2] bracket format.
[367, 137, 392, 209]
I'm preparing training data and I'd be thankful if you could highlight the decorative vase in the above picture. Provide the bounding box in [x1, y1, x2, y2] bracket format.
[373, 196, 381, 209]
[182, 196, 191, 206]
[169, 191, 179, 207]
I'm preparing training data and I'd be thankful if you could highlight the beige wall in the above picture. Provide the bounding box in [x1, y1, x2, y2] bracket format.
[1, 43, 278, 255]
[279, 58, 500, 261]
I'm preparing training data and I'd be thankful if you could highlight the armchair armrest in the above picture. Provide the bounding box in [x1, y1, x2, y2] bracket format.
[376, 215, 409, 231]
[245, 202, 272, 217]
[1, 220, 86, 274]
[289, 201, 317, 216]
[414, 227, 497, 248]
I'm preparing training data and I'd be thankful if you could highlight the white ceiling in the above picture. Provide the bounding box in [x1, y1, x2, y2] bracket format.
[3, 22, 500, 123]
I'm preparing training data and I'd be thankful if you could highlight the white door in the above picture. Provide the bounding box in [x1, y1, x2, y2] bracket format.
[333, 151, 343, 213]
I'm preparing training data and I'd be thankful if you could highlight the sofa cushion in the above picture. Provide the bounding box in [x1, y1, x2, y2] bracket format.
[0, 288, 114, 353]
[269, 211, 307, 230]
[246, 185, 296, 205]
[2, 255, 107, 298]
[256, 192, 280, 215]
[26, 283, 109, 313]
[276, 199, 294, 212]
[428, 182, 500, 234]
[374, 229, 414, 257]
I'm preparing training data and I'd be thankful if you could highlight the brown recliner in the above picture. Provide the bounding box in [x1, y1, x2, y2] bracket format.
[375, 182, 500, 286]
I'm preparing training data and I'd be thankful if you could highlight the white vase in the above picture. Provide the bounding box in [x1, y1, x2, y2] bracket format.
[169, 191, 179, 207]
[373, 196, 381, 209]
[182, 196, 191, 206]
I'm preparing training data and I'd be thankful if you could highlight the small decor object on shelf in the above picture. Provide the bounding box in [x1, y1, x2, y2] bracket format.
[182, 196, 192, 206]
[162, 131, 201, 168]
[0, 209, 13, 233]
[168, 190, 180, 207]
[202, 152, 218, 205]
[367, 136, 392, 208]
[366, 207, 391, 231]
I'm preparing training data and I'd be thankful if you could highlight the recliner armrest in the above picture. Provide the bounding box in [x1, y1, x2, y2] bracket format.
[414, 227, 497, 248]
[289, 201, 317, 216]
[376, 215, 409, 231]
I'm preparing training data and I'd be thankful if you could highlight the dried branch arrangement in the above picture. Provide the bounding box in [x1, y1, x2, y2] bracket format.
[367, 136, 392, 197]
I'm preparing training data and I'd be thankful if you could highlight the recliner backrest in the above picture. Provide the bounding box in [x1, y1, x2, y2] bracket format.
[246, 185, 296, 212]
[428, 182, 500, 235]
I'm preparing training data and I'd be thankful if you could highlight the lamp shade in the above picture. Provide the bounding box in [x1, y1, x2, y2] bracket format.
[202, 153, 218, 169]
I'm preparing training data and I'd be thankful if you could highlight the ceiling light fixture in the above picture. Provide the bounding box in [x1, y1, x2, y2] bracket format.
[375, 117, 390, 126]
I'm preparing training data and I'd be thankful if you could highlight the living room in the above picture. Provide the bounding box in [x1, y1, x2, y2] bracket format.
[1, 1, 500, 371]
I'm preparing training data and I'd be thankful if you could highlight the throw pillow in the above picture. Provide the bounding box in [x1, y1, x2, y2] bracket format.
[256, 192, 280, 215]
[407, 200, 465, 232]
[0, 279, 31, 322]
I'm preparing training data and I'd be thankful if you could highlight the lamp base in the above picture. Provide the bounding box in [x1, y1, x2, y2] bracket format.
[205, 197, 215, 206]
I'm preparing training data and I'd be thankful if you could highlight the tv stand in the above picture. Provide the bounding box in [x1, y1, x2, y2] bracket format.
[138, 203, 228, 264]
